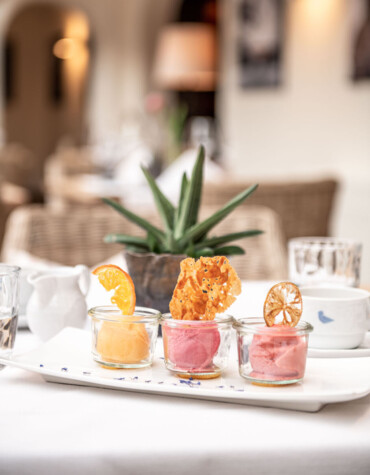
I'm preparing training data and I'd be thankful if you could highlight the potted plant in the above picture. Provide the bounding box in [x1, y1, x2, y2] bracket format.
[103, 145, 261, 313]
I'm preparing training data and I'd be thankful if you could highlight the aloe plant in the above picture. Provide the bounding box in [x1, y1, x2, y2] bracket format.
[103, 145, 262, 258]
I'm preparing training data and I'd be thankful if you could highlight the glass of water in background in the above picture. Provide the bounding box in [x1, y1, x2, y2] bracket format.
[289, 238, 362, 287]
[0, 264, 20, 367]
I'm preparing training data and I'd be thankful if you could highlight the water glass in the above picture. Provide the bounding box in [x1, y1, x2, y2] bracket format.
[289, 237, 362, 287]
[0, 264, 20, 367]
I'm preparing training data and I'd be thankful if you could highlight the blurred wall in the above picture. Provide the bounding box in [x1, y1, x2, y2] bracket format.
[5, 5, 63, 181]
[0, 0, 178, 143]
[219, 0, 370, 282]
[5, 5, 89, 182]
[85, 0, 178, 142]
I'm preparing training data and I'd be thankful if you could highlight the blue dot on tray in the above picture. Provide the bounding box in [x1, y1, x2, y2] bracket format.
[179, 379, 201, 387]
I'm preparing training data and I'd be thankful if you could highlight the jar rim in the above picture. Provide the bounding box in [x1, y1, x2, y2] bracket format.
[233, 317, 313, 335]
[160, 313, 234, 326]
[88, 305, 161, 323]
[288, 237, 361, 248]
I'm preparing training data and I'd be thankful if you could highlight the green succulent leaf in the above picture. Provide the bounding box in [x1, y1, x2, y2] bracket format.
[178, 184, 259, 247]
[193, 247, 215, 258]
[103, 146, 262, 257]
[195, 230, 263, 249]
[147, 231, 159, 253]
[162, 231, 176, 254]
[104, 234, 150, 249]
[175, 172, 189, 226]
[141, 165, 175, 231]
[185, 241, 195, 257]
[125, 245, 149, 254]
[102, 198, 166, 245]
[174, 145, 205, 239]
[214, 245, 245, 256]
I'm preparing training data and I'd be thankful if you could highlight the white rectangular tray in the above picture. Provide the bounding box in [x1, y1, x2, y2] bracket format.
[1, 327, 370, 413]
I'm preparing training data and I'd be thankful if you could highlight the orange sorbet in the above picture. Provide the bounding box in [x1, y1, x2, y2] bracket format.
[97, 318, 149, 365]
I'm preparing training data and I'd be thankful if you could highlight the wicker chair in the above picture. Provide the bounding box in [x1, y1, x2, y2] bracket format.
[0, 182, 32, 251]
[199, 205, 287, 280]
[2, 204, 287, 280]
[44, 147, 99, 206]
[1, 205, 147, 267]
[203, 179, 338, 242]
[0, 144, 37, 189]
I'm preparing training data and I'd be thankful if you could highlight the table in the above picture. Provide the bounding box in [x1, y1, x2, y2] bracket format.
[1, 281, 370, 475]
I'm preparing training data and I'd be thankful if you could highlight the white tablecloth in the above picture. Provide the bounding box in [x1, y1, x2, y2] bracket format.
[1, 281, 370, 475]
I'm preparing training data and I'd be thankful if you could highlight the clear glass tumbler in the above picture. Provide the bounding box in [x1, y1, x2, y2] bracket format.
[0, 264, 20, 368]
[233, 318, 313, 386]
[89, 306, 161, 369]
[289, 237, 362, 287]
[161, 313, 233, 379]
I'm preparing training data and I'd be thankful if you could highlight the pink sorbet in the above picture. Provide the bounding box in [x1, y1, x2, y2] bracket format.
[163, 325, 221, 371]
[249, 326, 308, 381]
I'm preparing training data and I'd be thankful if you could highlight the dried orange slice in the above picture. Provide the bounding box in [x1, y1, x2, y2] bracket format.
[263, 282, 302, 327]
[92, 264, 136, 315]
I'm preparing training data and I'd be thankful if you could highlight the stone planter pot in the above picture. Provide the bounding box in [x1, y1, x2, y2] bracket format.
[124, 250, 185, 314]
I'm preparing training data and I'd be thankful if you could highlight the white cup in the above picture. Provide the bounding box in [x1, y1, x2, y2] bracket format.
[300, 287, 370, 349]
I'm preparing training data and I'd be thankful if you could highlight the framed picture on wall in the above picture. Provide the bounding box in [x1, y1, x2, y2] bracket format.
[351, 0, 370, 81]
[237, 0, 284, 88]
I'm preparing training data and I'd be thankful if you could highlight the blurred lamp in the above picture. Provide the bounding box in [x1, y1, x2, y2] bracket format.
[53, 38, 86, 60]
[153, 23, 217, 91]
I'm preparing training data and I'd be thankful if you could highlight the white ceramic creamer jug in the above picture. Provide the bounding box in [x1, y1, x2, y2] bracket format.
[27, 265, 90, 340]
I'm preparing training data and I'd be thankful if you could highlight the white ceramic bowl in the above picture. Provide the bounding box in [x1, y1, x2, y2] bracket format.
[300, 286, 370, 349]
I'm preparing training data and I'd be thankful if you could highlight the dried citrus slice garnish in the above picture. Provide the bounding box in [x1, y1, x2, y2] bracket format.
[92, 264, 136, 315]
[263, 282, 302, 327]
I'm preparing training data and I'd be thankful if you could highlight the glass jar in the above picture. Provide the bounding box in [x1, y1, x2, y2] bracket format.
[89, 306, 161, 369]
[233, 318, 313, 386]
[160, 313, 233, 379]
[0, 265, 20, 368]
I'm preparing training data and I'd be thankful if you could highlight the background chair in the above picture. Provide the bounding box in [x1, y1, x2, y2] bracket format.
[1, 204, 136, 267]
[0, 181, 31, 251]
[44, 147, 100, 207]
[0, 144, 39, 194]
[2, 203, 287, 280]
[203, 179, 338, 242]
[199, 205, 287, 280]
